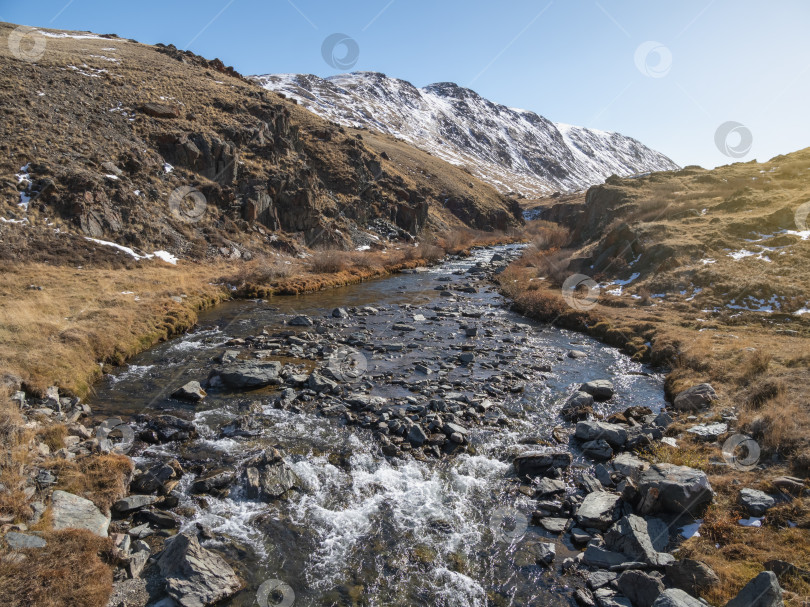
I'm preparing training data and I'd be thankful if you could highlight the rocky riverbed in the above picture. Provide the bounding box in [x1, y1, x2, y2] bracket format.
[3, 245, 793, 607]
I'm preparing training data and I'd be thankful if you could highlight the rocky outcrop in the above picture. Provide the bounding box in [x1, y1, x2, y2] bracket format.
[156, 532, 243, 607]
[637, 464, 714, 515]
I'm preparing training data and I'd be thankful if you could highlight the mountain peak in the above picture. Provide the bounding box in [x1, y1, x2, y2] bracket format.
[252, 71, 679, 196]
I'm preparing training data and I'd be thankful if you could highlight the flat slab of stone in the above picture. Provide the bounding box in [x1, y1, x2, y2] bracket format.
[575, 491, 622, 530]
[5, 531, 47, 549]
[513, 451, 572, 477]
[51, 490, 110, 537]
[216, 361, 282, 389]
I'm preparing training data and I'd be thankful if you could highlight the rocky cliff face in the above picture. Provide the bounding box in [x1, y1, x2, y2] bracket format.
[0, 25, 522, 262]
[253, 72, 680, 197]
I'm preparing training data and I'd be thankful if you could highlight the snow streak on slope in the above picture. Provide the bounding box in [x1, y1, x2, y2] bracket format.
[252, 72, 679, 196]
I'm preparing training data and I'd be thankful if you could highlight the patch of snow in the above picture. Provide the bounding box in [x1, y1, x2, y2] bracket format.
[680, 520, 702, 539]
[84, 238, 178, 265]
[104, 174, 119, 181]
[0, 217, 28, 224]
[163, 163, 173, 173]
[738, 517, 763, 527]
[355, 245, 371, 251]
[152, 250, 178, 264]
[88, 54, 118, 63]
[700, 258, 716, 265]
[37, 30, 109, 40]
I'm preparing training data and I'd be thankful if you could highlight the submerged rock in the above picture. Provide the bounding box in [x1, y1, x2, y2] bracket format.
[214, 361, 282, 389]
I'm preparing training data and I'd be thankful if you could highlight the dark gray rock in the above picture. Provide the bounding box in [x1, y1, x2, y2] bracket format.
[617, 570, 665, 607]
[132, 463, 176, 494]
[738, 488, 776, 517]
[583, 438, 614, 461]
[114, 495, 160, 514]
[576, 421, 628, 449]
[664, 559, 720, 596]
[725, 571, 783, 607]
[581, 379, 615, 401]
[289, 315, 314, 326]
[672, 383, 717, 412]
[171, 381, 206, 402]
[604, 515, 675, 567]
[156, 532, 243, 606]
[651, 589, 704, 607]
[407, 424, 428, 447]
[583, 542, 628, 569]
[191, 469, 235, 495]
[575, 491, 622, 531]
[216, 361, 282, 389]
[513, 451, 572, 477]
[307, 371, 338, 392]
[637, 464, 713, 515]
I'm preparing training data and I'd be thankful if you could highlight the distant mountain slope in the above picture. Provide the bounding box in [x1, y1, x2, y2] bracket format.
[253, 72, 680, 197]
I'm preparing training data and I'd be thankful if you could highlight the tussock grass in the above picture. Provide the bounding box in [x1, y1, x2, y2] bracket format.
[0, 529, 115, 607]
[44, 454, 134, 512]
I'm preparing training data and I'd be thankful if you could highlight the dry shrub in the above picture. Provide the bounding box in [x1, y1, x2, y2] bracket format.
[0, 529, 114, 607]
[403, 241, 445, 263]
[230, 255, 294, 286]
[738, 350, 773, 384]
[307, 249, 352, 274]
[437, 228, 475, 253]
[44, 454, 134, 512]
[700, 503, 742, 545]
[745, 377, 785, 408]
[739, 392, 810, 455]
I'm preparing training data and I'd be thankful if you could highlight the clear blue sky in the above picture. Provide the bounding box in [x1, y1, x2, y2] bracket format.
[3, 0, 809, 169]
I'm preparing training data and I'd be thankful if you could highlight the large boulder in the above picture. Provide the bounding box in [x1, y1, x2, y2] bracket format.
[513, 451, 572, 478]
[582, 439, 614, 461]
[637, 464, 713, 515]
[604, 515, 674, 567]
[214, 361, 282, 389]
[664, 559, 720, 596]
[652, 589, 704, 607]
[725, 571, 784, 607]
[672, 383, 717, 412]
[575, 491, 622, 531]
[156, 532, 243, 607]
[576, 421, 627, 449]
[51, 490, 110, 537]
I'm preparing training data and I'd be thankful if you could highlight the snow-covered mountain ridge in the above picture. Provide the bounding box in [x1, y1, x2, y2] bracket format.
[252, 71, 679, 196]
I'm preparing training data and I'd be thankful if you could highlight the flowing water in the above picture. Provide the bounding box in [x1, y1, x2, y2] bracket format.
[90, 245, 666, 606]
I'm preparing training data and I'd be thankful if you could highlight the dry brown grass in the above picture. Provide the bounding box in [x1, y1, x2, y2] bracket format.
[0, 390, 33, 522]
[43, 454, 134, 513]
[0, 260, 230, 397]
[0, 529, 115, 607]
